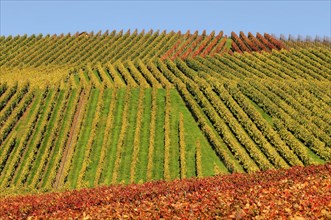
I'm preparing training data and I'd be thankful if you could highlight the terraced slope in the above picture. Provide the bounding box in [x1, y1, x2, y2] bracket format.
[0, 31, 330, 194]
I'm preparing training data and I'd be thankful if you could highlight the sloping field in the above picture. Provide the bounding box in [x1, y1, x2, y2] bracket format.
[0, 31, 330, 198]
[0, 30, 287, 68]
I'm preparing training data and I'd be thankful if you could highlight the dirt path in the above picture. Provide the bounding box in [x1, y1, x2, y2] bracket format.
[54, 91, 86, 188]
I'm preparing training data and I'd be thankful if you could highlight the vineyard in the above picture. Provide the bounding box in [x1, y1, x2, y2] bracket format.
[0, 29, 330, 204]
[0, 30, 291, 69]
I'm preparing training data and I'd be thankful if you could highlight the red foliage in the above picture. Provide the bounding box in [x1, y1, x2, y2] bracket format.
[192, 32, 214, 58]
[248, 32, 270, 52]
[171, 31, 198, 60]
[231, 32, 250, 52]
[230, 32, 285, 54]
[231, 40, 242, 53]
[201, 31, 223, 57]
[181, 47, 193, 60]
[239, 31, 259, 52]
[264, 33, 286, 50]
[1, 164, 330, 219]
[180, 34, 203, 59]
[162, 31, 285, 59]
[161, 30, 187, 60]
[256, 32, 277, 50]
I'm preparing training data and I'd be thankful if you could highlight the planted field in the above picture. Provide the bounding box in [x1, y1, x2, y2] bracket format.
[0, 85, 225, 190]
[0, 30, 288, 69]
[0, 30, 330, 201]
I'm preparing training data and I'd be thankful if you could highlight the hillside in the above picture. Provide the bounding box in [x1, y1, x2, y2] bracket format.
[0, 31, 286, 68]
[0, 30, 330, 196]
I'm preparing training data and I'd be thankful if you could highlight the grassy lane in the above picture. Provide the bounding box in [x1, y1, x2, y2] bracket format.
[178, 113, 187, 179]
[0, 91, 41, 165]
[129, 89, 145, 183]
[181, 116, 197, 178]
[250, 100, 274, 127]
[40, 89, 78, 189]
[25, 90, 65, 186]
[118, 89, 140, 184]
[0, 85, 17, 112]
[67, 89, 99, 188]
[152, 89, 165, 180]
[92, 89, 117, 186]
[84, 89, 112, 187]
[11, 89, 54, 186]
[146, 89, 157, 181]
[54, 87, 90, 189]
[169, 89, 180, 180]
[171, 89, 228, 178]
[15, 91, 42, 136]
[134, 88, 152, 183]
[55, 87, 89, 189]
[0, 85, 28, 130]
[76, 88, 105, 188]
[100, 88, 126, 185]
[73, 74, 80, 86]
[0, 92, 40, 183]
[163, 89, 171, 180]
[157, 58, 241, 174]
[111, 88, 131, 184]
[0, 90, 39, 187]
[31, 89, 71, 189]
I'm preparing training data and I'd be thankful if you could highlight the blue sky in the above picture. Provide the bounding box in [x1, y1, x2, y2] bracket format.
[1, 1, 330, 37]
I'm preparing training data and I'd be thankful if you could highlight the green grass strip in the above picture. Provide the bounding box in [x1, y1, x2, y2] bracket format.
[152, 89, 165, 180]
[73, 74, 80, 86]
[100, 88, 126, 185]
[40, 89, 77, 188]
[25, 91, 65, 185]
[250, 100, 274, 127]
[67, 89, 99, 188]
[93, 70, 103, 83]
[0, 92, 41, 177]
[134, 88, 152, 183]
[0, 92, 41, 163]
[169, 89, 180, 180]
[225, 38, 232, 50]
[118, 88, 140, 184]
[84, 89, 112, 186]
[15, 90, 42, 135]
[171, 89, 229, 178]
[12, 89, 54, 185]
